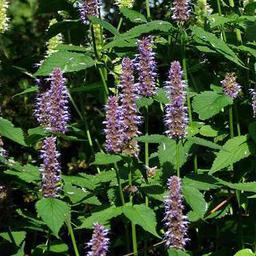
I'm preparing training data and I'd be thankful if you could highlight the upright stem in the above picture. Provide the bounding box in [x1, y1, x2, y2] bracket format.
[117, 17, 123, 32]
[66, 219, 80, 256]
[229, 105, 234, 138]
[234, 104, 241, 136]
[216, 0, 227, 41]
[176, 140, 180, 177]
[114, 163, 125, 205]
[145, 0, 151, 19]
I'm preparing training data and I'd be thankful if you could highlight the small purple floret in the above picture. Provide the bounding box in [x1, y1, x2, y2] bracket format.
[135, 36, 157, 97]
[78, 0, 99, 24]
[40, 136, 61, 198]
[87, 223, 109, 256]
[164, 176, 189, 249]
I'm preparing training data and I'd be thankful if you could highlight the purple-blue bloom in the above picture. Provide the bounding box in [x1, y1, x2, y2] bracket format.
[221, 72, 241, 99]
[164, 61, 188, 139]
[87, 223, 109, 256]
[40, 136, 61, 198]
[250, 88, 256, 118]
[164, 176, 189, 249]
[104, 96, 123, 153]
[135, 36, 157, 97]
[120, 57, 142, 156]
[171, 0, 191, 22]
[78, 0, 99, 24]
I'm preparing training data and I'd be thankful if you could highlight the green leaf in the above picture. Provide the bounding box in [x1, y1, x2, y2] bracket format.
[192, 91, 233, 120]
[210, 136, 252, 174]
[103, 38, 137, 49]
[89, 16, 119, 36]
[192, 26, 245, 67]
[0, 118, 27, 146]
[93, 152, 122, 165]
[13, 86, 38, 97]
[35, 51, 95, 76]
[136, 134, 168, 144]
[168, 248, 190, 256]
[200, 125, 219, 137]
[79, 206, 122, 229]
[234, 249, 255, 256]
[249, 122, 256, 144]
[183, 185, 207, 221]
[122, 204, 160, 238]
[187, 136, 222, 150]
[36, 198, 70, 237]
[0, 231, 26, 246]
[136, 97, 154, 109]
[154, 88, 169, 104]
[120, 8, 147, 23]
[217, 179, 256, 193]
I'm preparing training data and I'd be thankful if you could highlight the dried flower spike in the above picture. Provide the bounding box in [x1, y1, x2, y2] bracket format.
[79, 0, 99, 24]
[171, 0, 191, 23]
[104, 96, 123, 153]
[40, 136, 61, 198]
[120, 57, 141, 156]
[115, 0, 134, 8]
[164, 61, 188, 139]
[221, 72, 241, 99]
[164, 176, 189, 249]
[87, 223, 109, 256]
[0, 0, 8, 33]
[136, 36, 157, 97]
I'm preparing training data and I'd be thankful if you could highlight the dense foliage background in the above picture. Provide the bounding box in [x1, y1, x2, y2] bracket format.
[1, 0, 256, 255]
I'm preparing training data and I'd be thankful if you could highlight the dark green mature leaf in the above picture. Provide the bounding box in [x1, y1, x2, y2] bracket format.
[89, 16, 119, 35]
[188, 136, 222, 150]
[192, 91, 233, 120]
[103, 38, 137, 49]
[192, 26, 245, 67]
[234, 249, 255, 256]
[120, 8, 147, 23]
[183, 175, 220, 191]
[35, 51, 95, 76]
[93, 152, 122, 165]
[79, 206, 122, 229]
[13, 86, 38, 97]
[122, 204, 160, 238]
[218, 179, 256, 192]
[0, 118, 27, 146]
[210, 136, 252, 174]
[36, 198, 70, 237]
[136, 134, 168, 144]
[168, 249, 190, 256]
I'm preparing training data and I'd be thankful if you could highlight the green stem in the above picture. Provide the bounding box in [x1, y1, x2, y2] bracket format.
[229, 105, 234, 138]
[194, 154, 198, 174]
[145, 107, 149, 167]
[66, 220, 80, 256]
[114, 163, 125, 205]
[216, 0, 227, 41]
[145, 0, 151, 19]
[117, 17, 123, 32]
[234, 104, 241, 136]
[176, 140, 180, 177]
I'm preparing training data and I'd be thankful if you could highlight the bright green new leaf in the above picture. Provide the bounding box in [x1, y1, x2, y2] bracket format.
[93, 152, 122, 165]
[234, 249, 255, 256]
[120, 8, 147, 23]
[0, 231, 26, 246]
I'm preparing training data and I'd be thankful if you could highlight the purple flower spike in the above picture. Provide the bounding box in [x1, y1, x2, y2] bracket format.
[40, 136, 61, 198]
[221, 73, 241, 99]
[164, 176, 189, 249]
[136, 36, 157, 97]
[79, 0, 99, 24]
[249, 88, 256, 118]
[171, 0, 191, 22]
[87, 223, 109, 256]
[47, 68, 69, 133]
[164, 61, 188, 139]
[104, 96, 123, 153]
[120, 57, 142, 156]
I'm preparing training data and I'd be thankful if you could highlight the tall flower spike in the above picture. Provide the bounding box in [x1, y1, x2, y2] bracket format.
[164, 176, 189, 249]
[120, 57, 141, 156]
[87, 223, 109, 256]
[250, 88, 256, 118]
[221, 72, 241, 99]
[115, 0, 134, 8]
[171, 0, 191, 23]
[164, 61, 188, 139]
[40, 136, 61, 198]
[104, 96, 123, 153]
[136, 36, 157, 97]
[78, 0, 99, 24]
[0, 0, 9, 33]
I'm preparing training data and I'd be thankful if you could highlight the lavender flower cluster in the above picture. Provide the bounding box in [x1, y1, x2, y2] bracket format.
[171, 0, 191, 22]
[78, 0, 99, 24]
[221, 72, 241, 99]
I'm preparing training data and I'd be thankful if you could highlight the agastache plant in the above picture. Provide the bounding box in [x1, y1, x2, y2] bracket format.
[221, 72, 241, 99]
[78, 0, 99, 24]
[164, 176, 189, 249]
[40, 136, 61, 198]
[87, 223, 109, 256]
[35, 68, 69, 133]
[104, 96, 123, 153]
[171, 0, 191, 22]
[120, 57, 141, 156]
[0, 0, 8, 33]
[136, 36, 157, 97]
[250, 88, 256, 117]
[164, 61, 188, 139]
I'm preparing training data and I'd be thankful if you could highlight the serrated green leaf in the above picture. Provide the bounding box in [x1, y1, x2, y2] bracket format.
[200, 125, 219, 137]
[168, 248, 190, 256]
[0, 231, 26, 246]
[183, 175, 220, 191]
[103, 38, 137, 49]
[13, 86, 38, 98]
[154, 88, 169, 104]
[79, 206, 122, 229]
[188, 136, 222, 150]
[122, 204, 160, 238]
[93, 152, 122, 165]
[89, 16, 119, 36]
[136, 97, 154, 109]
[192, 91, 233, 120]
[35, 51, 95, 76]
[36, 198, 70, 237]
[120, 8, 147, 23]
[234, 249, 255, 256]
[136, 134, 168, 144]
[210, 136, 252, 174]
[217, 179, 256, 192]
[0, 118, 27, 146]
[183, 186, 207, 221]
